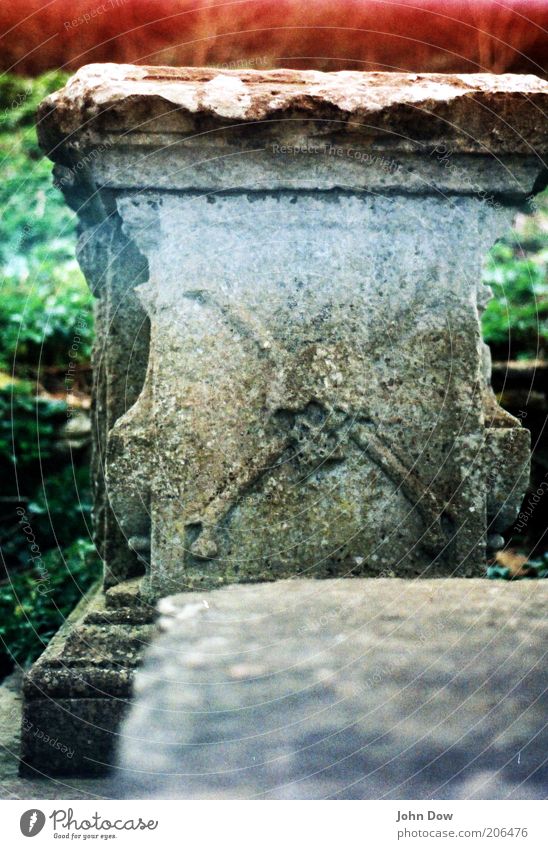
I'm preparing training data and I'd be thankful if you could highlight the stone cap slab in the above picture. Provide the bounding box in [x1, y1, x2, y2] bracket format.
[119, 578, 547, 799]
[38, 64, 548, 157]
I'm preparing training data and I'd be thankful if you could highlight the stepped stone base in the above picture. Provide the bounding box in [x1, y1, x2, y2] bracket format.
[20, 580, 155, 777]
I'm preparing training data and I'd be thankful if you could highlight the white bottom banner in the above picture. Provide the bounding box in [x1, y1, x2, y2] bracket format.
[1, 800, 546, 848]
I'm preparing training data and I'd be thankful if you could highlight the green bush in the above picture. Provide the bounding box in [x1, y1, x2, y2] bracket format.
[0, 382, 66, 469]
[24, 464, 93, 555]
[0, 269, 92, 373]
[0, 71, 93, 375]
[481, 193, 548, 360]
[0, 73, 97, 674]
[0, 383, 93, 572]
[0, 539, 99, 670]
[0, 71, 68, 133]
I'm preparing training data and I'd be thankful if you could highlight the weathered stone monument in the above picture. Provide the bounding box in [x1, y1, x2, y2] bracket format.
[21, 65, 546, 776]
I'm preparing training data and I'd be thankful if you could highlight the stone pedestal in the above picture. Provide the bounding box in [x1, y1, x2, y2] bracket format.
[21, 65, 546, 776]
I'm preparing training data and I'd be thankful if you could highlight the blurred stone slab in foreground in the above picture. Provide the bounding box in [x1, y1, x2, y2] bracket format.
[119, 578, 547, 799]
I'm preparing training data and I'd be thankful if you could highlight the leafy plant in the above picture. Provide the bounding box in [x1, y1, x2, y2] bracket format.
[481, 192, 548, 360]
[0, 71, 68, 133]
[1, 70, 548, 676]
[0, 382, 66, 471]
[0, 71, 93, 377]
[0, 266, 93, 373]
[0, 73, 97, 677]
[0, 382, 93, 577]
[0, 539, 100, 672]
[24, 464, 93, 555]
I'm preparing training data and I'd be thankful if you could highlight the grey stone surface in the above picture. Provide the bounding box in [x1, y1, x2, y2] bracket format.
[0, 671, 23, 781]
[110, 189, 532, 598]
[0, 778, 117, 800]
[76, 214, 149, 590]
[0, 669, 121, 797]
[120, 578, 547, 800]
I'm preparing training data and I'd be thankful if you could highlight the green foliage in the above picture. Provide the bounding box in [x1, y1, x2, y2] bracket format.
[0, 465, 93, 573]
[0, 73, 97, 675]
[1, 71, 547, 672]
[24, 464, 93, 555]
[0, 383, 93, 571]
[482, 193, 548, 359]
[0, 271, 92, 372]
[0, 71, 93, 375]
[0, 71, 68, 132]
[0, 382, 66, 469]
[0, 539, 99, 669]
